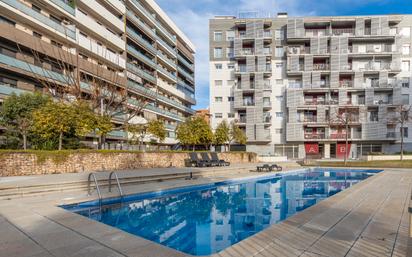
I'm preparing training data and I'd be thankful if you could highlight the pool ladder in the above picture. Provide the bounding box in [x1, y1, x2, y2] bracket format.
[87, 172, 124, 201]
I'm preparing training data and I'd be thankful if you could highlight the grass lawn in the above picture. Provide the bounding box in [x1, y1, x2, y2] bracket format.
[307, 160, 412, 168]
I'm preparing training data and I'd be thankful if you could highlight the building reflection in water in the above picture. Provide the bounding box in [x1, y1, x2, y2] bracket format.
[74, 170, 373, 255]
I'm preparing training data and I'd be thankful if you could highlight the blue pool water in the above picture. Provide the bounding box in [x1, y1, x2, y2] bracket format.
[63, 168, 381, 255]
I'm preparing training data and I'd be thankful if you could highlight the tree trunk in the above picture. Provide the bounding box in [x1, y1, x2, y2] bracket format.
[401, 126, 404, 161]
[58, 131, 63, 151]
[344, 122, 349, 166]
[192, 145, 195, 151]
[22, 134, 27, 150]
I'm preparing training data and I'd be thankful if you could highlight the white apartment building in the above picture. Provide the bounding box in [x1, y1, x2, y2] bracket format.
[210, 13, 412, 159]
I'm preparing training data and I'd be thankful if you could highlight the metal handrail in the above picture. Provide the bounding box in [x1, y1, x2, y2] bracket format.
[87, 173, 102, 200]
[109, 172, 123, 197]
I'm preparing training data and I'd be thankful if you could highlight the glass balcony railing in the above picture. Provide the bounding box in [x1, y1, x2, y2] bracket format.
[157, 65, 177, 81]
[0, 84, 29, 96]
[157, 94, 195, 114]
[126, 26, 156, 54]
[126, 10, 156, 38]
[1, 0, 76, 39]
[177, 80, 195, 99]
[130, 0, 176, 43]
[144, 104, 185, 121]
[177, 66, 194, 82]
[0, 53, 70, 84]
[127, 79, 157, 98]
[127, 62, 156, 84]
[165, 124, 177, 131]
[157, 51, 176, 69]
[156, 37, 176, 56]
[49, 0, 75, 15]
[177, 54, 194, 71]
[127, 45, 156, 68]
[107, 130, 127, 138]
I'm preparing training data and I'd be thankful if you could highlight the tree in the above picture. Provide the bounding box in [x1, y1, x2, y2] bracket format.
[176, 117, 214, 151]
[32, 101, 100, 150]
[229, 122, 247, 150]
[214, 120, 230, 151]
[388, 105, 412, 161]
[146, 120, 166, 150]
[0, 93, 50, 149]
[127, 123, 148, 149]
[329, 107, 360, 165]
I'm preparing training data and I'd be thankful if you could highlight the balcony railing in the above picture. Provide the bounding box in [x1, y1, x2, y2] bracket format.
[126, 10, 156, 38]
[305, 29, 328, 37]
[313, 63, 330, 71]
[238, 48, 254, 56]
[330, 133, 349, 139]
[339, 81, 354, 88]
[304, 99, 326, 105]
[127, 45, 156, 68]
[387, 132, 398, 138]
[304, 134, 326, 139]
[302, 117, 317, 122]
[126, 26, 156, 54]
[263, 116, 272, 123]
[157, 65, 177, 81]
[2, 0, 76, 39]
[288, 82, 302, 88]
[50, 0, 75, 15]
[332, 28, 355, 36]
[127, 62, 156, 83]
[157, 51, 176, 69]
[177, 66, 194, 82]
[243, 100, 255, 106]
[177, 54, 194, 71]
[238, 117, 246, 123]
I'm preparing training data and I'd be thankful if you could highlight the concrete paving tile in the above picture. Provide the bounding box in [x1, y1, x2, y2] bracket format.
[124, 242, 187, 257]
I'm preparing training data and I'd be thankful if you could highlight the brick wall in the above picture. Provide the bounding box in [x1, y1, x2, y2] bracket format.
[0, 152, 257, 176]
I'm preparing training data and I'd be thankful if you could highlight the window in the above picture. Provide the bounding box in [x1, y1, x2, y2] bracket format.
[402, 61, 410, 71]
[50, 15, 62, 24]
[214, 47, 222, 58]
[0, 76, 17, 87]
[79, 31, 88, 38]
[276, 79, 283, 85]
[215, 113, 223, 118]
[402, 94, 410, 105]
[226, 30, 235, 41]
[228, 113, 235, 118]
[228, 96, 234, 101]
[79, 53, 88, 60]
[403, 44, 410, 55]
[227, 80, 235, 87]
[51, 40, 62, 48]
[402, 78, 410, 88]
[214, 31, 223, 41]
[215, 63, 222, 70]
[33, 31, 42, 39]
[402, 127, 409, 138]
[401, 27, 411, 37]
[276, 112, 283, 118]
[275, 47, 284, 57]
[275, 29, 284, 40]
[0, 15, 15, 25]
[276, 96, 283, 102]
[227, 63, 235, 69]
[214, 80, 222, 86]
[226, 48, 234, 58]
[275, 129, 283, 134]
[369, 111, 379, 122]
[32, 4, 41, 13]
[276, 62, 283, 68]
[215, 97, 223, 102]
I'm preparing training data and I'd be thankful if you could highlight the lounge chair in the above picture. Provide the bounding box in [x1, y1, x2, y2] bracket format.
[200, 152, 219, 166]
[256, 164, 271, 172]
[186, 152, 209, 167]
[210, 152, 230, 166]
[270, 164, 282, 171]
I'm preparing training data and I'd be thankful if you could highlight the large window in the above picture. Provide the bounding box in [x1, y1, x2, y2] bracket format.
[214, 31, 223, 41]
[402, 78, 410, 88]
[226, 30, 235, 41]
[214, 63, 222, 70]
[402, 61, 410, 71]
[214, 80, 222, 86]
[275, 47, 284, 57]
[214, 48, 222, 58]
[275, 29, 284, 40]
[226, 47, 234, 58]
[215, 113, 223, 118]
[402, 44, 410, 55]
[215, 97, 223, 102]
[402, 127, 409, 138]
[402, 94, 410, 105]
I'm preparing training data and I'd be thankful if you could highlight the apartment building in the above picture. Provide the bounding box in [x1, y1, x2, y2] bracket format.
[0, 0, 195, 147]
[210, 13, 412, 159]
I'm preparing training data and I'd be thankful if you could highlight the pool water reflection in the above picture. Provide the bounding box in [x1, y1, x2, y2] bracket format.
[64, 168, 381, 255]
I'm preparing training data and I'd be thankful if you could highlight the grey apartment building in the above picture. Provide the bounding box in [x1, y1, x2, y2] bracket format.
[210, 13, 412, 159]
[0, 0, 195, 147]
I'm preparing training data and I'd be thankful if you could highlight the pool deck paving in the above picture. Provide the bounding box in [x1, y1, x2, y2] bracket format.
[0, 166, 411, 257]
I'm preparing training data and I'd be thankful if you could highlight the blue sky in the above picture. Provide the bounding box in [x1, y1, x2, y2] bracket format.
[156, 0, 412, 109]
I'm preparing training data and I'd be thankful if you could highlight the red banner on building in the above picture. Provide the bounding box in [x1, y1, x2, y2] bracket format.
[337, 143, 351, 159]
[305, 143, 319, 154]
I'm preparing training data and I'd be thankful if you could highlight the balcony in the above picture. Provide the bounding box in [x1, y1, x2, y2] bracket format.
[304, 99, 326, 105]
[304, 133, 326, 139]
[126, 26, 156, 54]
[156, 37, 176, 57]
[126, 10, 156, 39]
[127, 79, 157, 99]
[78, 33, 125, 68]
[305, 29, 328, 37]
[79, 0, 123, 31]
[339, 81, 354, 88]
[330, 133, 349, 139]
[287, 46, 310, 55]
[288, 82, 302, 89]
[127, 62, 156, 84]
[243, 99, 255, 106]
[157, 94, 195, 115]
[1, 0, 76, 39]
[313, 63, 330, 71]
[348, 45, 394, 54]
[238, 116, 246, 123]
[127, 45, 156, 68]
[157, 65, 177, 82]
[331, 28, 355, 36]
[0, 84, 29, 96]
[235, 65, 271, 73]
[177, 79, 195, 98]
[157, 51, 176, 69]
[237, 48, 255, 56]
[302, 117, 317, 123]
[177, 54, 194, 71]
[177, 66, 194, 82]
[107, 130, 127, 139]
[263, 116, 272, 123]
[49, 0, 75, 15]
[129, 0, 176, 44]
[387, 132, 398, 139]
[263, 101, 272, 108]
[145, 104, 184, 121]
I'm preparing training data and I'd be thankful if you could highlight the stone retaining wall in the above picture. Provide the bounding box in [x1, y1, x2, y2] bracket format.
[0, 151, 257, 176]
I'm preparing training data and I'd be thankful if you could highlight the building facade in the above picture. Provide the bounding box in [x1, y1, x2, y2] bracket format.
[210, 13, 412, 159]
[0, 0, 196, 147]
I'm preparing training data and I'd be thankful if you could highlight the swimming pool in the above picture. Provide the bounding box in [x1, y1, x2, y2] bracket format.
[63, 168, 382, 255]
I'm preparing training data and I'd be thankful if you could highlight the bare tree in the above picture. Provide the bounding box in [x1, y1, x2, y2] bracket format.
[388, 105, 412, 160]
[13, 28, 149, 148]
[329, 107, 360, 165]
